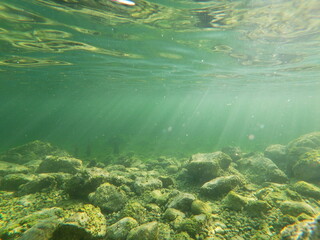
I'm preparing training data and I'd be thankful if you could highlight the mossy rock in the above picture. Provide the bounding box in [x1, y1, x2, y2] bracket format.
[200, 175, 243, 199]
[64, 168, 110, 199]
[292, 181, 320, 200]
[133, 177, 163, 195]
[264, 144, 288, 171]
[186, 151, 232, 183]
[280, 201, 317, 217]
[127, 221, 159, 240]
[236, 154, 288, 184]
[222, 191, 250, 211]
[254, 185, 302, 207]
[148, 189, 171, 206]
[16, 174, 58, 196]
[0, 173, 35, 191]
[172, 231, 193, 240]
[0, 141, 66, 164]
[88, 183, 127, 213]
[286, 132, 320, 159]
[191, 200, 212, 215]
[292, 150, 320, 181]
[105, 217, 138, 240]
[37, 156, 83, 174]
[51, 204, 107, 240]
[167, 192, 196, 213]
[245, 200, 272, 217]
[0, 161, 29, 177]
[175, 217, 204, 238]
[121, 202, 148, 224]
[0, 207, 63, 240]
[163, 208, 185, 222]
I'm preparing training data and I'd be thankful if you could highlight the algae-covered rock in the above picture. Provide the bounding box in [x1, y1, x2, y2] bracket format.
[0, 141, 65, 165]
[254, 184, 303, 207]
[276, 214, 298, 231]
[292, 150, 320, 181]
[292, 181, 320, 200]
[186, 151, 232, 183]
[286, 132, 320, 159]
[158, 222, 172, 240]
[127, 221, 159, 240]
[163, 208, 185, 222]
[149, 189, 170, 206]
[0, 161, 29, 176]
[0, 173, 35, 191]
[88, 182, 127, 213]
[221, 191, 250, 211]
[174, 215, 207, 238]
[166, 165, 179, 174]
[0, 207, 63, 240]
[244, 200, 272, 217]
[17, 174, 58, 196]
[236, 154, 288, 184]
[18, 218, 60, 240]
[52, 204, 106, 240]
[221, 146, 242, 161]
[121, 202, 147, 224]
[280, 201, 317, 217]
[105, 217, 138, 240]
[133, 177, 162, 194]
[280, 214, 320, 240]
[159, 176, 175, 188]
[37, 156, 82, 174]
[191, 200, 212, 215]
[172, 232, 193, 240]
[23, 160, 43, 172]
[64, 168, 109, 199]
[167, 192, 196, 213]
[264, 144, 288, 171]
[200, 175, 242, 199]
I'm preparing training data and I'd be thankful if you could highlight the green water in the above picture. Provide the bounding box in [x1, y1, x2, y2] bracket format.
[0, 0, 319, 158]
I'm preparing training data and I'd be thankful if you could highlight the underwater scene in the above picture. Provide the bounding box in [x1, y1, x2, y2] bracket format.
[0, 0, 320, 239]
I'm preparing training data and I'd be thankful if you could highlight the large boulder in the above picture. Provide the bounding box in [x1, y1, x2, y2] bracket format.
[200, 175, 242, 199]
[0, 161, 29, 176]
[292, 181, 320, 200]
[221, 146, 242, 161]
[280, 214, 320, 240]
[186, 151, 232, 183]
[36, 156, 82, 174]
[292, 150, 320, 181]
[0, 173, 35, 191]
[286, 132, 320, 163]
[166, 192, 196, 213]
[280, 201, 317, 217]
[236, 154, 288, 184]
[133, 177, 162, 195]
[105, 217, 138, 240]
[0, 141, 66, 164]
[127, 221, 159, 240]
[16, 173, 71, 196]
[19, 218, 60, 240]
[88, 183, 127, 213]
[64, 168, 109, 199]
[264, 144, 288, 171]
[0, 207, 63, 240]
[18, 204, 106, 240]
[51, 204, 107, 240]
[163, 208, 186, 221]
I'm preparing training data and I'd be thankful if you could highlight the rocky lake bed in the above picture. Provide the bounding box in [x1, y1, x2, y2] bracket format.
[0, 132, 320, 240]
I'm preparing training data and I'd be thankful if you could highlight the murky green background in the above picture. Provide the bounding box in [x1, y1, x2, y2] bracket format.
[1, 0, 319, 158]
